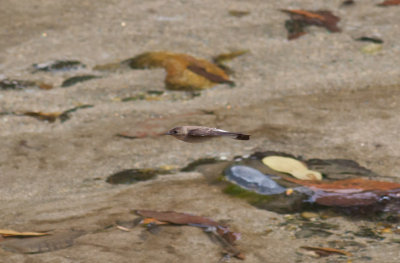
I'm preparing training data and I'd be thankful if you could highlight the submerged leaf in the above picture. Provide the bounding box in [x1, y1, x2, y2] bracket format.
[378, 0, 400, 6]
[283, 177, 400, 192]
[23, 112, 61, 123]
[212, 50, 248, 74]
[135, 210, 243, 259]
[262, 156, 322, 180]
[0, 229, 49, 237]
[125, 52, 234, 91]
[300, 246, 352, 257]
[281, 9, 341, 40]
[22, 105, 93, 123]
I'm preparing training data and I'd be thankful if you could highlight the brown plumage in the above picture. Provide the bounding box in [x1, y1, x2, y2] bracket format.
[165, 126, 250, 143]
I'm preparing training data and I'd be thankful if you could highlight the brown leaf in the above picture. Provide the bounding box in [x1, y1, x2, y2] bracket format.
[282, 9, 341, 40]
[378, 0, 400, 6]
[136, 210, 219, 227]
[23, 112, 61, 122]
[283, 176, 400, 208]
[125, 52, 234, 91]
[22, 105, 93, 123]
[0, 229, 49, 237]
[283, 177, 400, 192]
[300, 246, 352, 257]
[135, 210, 243, 259]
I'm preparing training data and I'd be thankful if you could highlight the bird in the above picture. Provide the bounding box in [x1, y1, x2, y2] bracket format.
[165, 126, 250, 143]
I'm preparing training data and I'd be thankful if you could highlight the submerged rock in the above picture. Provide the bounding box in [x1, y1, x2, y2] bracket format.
[106, 168, 171, 185]
[225, 165, 286, 195]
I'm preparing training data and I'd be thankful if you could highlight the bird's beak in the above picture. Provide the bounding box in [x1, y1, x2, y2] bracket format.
[164, 131, 172, 135]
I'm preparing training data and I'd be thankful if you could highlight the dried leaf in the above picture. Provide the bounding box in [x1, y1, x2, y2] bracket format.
[212, 50, 249, 65]
[136, 210, 219, 226]
[125, 52, 234, 91]
[0, 229, 49, 237]
[378, 0, 400, 6]
[135, 210, 243, 259]
[283, 176, 400, 207]
[212, 50, 248, 74]
[283, 177, 400, 192]
[282, 9, 341, 40]
[23, 111, 61, 123]
[300, 246, 352, 257]
[141, 218, 169, 225]
[262, 156, 322, 180]
[22, 105, 93, 123]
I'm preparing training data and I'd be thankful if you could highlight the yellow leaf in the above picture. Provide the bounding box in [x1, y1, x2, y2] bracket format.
[126, 51, 234, 91]
[262, 156, 322, 180]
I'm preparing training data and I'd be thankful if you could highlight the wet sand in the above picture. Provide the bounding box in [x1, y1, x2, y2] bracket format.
[1, 0, 400, 262]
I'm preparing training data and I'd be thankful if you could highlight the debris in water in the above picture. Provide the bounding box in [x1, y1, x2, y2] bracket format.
[300, 246, 352, 257]
[0, 79, 52, 90]
[377, 0, 400, 6]
[22, 104, 93, 123]
[61, 75, 100, 88]
[0, 229, 49, 237]
[32, 60, 86, 72]
[135, 209, 244, 260]
[355, 36, 384, 44]
[281, 9, 341, 40]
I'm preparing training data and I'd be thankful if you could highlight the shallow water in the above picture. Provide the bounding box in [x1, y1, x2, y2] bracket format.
[1, 0, 400, 262]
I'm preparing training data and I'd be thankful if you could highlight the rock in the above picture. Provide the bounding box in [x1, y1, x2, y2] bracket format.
[224, 165, 286, 195]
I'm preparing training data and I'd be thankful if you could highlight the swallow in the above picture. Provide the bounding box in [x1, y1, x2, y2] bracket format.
[165, 126, 250, 143]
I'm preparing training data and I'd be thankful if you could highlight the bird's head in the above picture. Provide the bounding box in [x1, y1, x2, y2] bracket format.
[165, 127, 186, 139]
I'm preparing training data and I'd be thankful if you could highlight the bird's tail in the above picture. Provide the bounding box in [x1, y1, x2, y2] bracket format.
[234, 133, 250, 140]
[219, 131, 250, 140]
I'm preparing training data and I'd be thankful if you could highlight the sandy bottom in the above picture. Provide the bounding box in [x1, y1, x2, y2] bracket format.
[1, 1, 400, 262]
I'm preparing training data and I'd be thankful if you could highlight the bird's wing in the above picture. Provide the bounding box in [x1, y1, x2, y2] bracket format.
[188, 128, 229, 137]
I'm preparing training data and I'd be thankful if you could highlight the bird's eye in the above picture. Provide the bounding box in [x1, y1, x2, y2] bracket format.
[173, 130, 178, 134]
